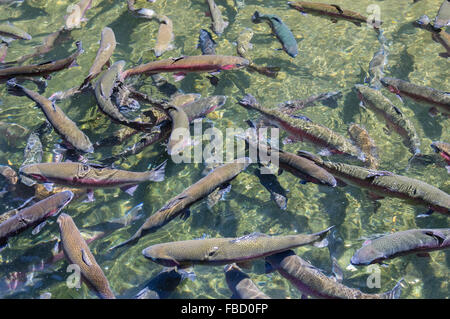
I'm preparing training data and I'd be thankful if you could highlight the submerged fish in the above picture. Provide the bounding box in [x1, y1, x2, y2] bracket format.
[351, 228, 450, 265]
[355, 84, 421, 157]
[166, 105, 191, 156]
[198, 29, 217, 55]
[0, 165, 18, 185]
[19, 161, 166, 195]
[206, 0, 229, 36]
[254, 167, 288, 210]
[367, 45, 387, 90]
[79, 27, 116, 89]
[57, 213, 115, 299]
[135, 267, 187, 299]
[224, 264, 271, 299]
[120, 55, 249, 80]
[434, 0, 450, 29]
[142, 226, 333, 267]
[0, 22, 31, 41]
[296, 151, 450, 215]
[20, 132, 43, 186]
[109, 158, 250, 250]
[277, 91, 343, 114]
[238, 94, 364, 161]
[265, 250, 402, 299]
[0, 191, 74, 247]
[288, 1, 382, 28]
[380, 77, 450, 116]
[0, 41, 83, 81]
[413, 15, 450, 59]
[347, 124, 379, 170]
[251, 11, 298, 58]
[6, 80, 94, 154]
[154, 15, 175, 57]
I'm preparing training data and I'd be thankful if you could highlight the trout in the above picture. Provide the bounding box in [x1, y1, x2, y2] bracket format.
[166, 105, 191, 156]
[277, 91, 342, 114]
[19, 161, 166, 195]
[120, 55, 249, 80]
[0, 22, 31, 41]
[206, 0, 229, 36]
[109, 158, 251, 250]
[57, 213, 115, 299]
[296, 150, 450, 215]
[79, 27, 116, 89]
[154, 15, 175, 57]
[265, 250, 402, 299]
[6, 80, 94, 153]
[355, 84, 421, 157]
[431, 141, 450, 165]
[251, 11, 298, 58]
[238, 94, 365, 161]
[0, 41, 83, 81]
[288, 1, 382, 28]
[224, 264, 271, 299]
[198, 29, 217, 55]
[142, 227, 333, 268]
[347, 124, 379, 169]
[351, 228, 450, 265]
[380, 77, 450, 116]
[0, 165, 18, 185]
[0, 191, 74, 246]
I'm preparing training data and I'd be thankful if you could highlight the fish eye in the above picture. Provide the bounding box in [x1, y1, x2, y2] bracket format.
[82, 165, 89, 171]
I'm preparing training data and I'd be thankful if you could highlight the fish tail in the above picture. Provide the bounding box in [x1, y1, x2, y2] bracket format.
[251, 11, 262, 23]
[148, 160, 167, 182]
[6, 78, 25, 96]
[108, 230, 141, 251]
[384, 278, 403, 299]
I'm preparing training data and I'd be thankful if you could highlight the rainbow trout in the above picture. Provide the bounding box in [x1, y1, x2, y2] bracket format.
[0, 191, 73, 247]
[296, 151, 450, 215]
[0, 22, 31, 41]
[347, 124, 379, 169]
[120, 55, 249, 80]
[0, 41, 83, 81]
[265, 250, 402, 299]
[238, 94, 364, 161]
[355, 84, 421, 157]
[142, 226, 333, 268]
[224, 264, 271, 299]
[94, 61, 155, 131]
[206, 0, 229, 36]
[19, 161, 166, 195]
[413, 15, 450, 58]
[251, 11, 298, 58]
[79, 27, 116, 89]
[351, 228, 450, 265]
[380, 77, 450, 116]
[277, 91, 342, 114]
[109, 158, 251, 250]
[6, 80, 94, 153]
[57, 213, 115, 299]
[288, 1, 382, 28]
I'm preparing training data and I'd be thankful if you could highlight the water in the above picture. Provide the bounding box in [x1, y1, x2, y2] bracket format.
[0, 0, 449, 299]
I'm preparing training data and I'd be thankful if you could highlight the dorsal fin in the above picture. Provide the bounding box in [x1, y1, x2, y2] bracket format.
[331, 4, 344, 14]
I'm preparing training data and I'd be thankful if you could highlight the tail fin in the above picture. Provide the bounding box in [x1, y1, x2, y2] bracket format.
[383, 278, 403, 299]
[251, 11, 261, 23]
[6, 78, 25, 96]
[109, 230, 141, 251]
[148, 160, 167, 182]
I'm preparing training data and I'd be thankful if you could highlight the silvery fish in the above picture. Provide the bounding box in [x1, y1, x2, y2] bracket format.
[351, 228, 450, 265]
[206, 0, 229, 36]
[224, 264, 271, 299]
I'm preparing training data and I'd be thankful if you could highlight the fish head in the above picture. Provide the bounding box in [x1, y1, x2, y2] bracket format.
[56, 212, 74, 230]
[142, 245, 180, 267]
[221, 57, 249, 70]
[379, 77, 400, 94]
[350, 245, 384, 266]
[57, 190, 75, 210]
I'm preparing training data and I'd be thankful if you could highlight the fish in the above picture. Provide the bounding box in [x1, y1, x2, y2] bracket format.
[57, 213, 115, 299]
[0, 41, 83, 81]
[0, 121, 29, 147]
[224, 264, 271, 299]
[277, 91, 343, 114]
[434, 0, 450, 29]
[367, 45, 387, 90]
[236, 28, 280, 78]
[355, 84, 421, 157]
[254, 167, 288, 210]
[251, 11, 298, 58]
[238, 94, 365, 161]
[0, 22, 31, 41]
[243, 136, 337, 187]
[296, 150, 450, 215]
[79, 27, 116, 89]
[0, 191, 74, 247]
[351, 228, 450, 265]
[64, 3, 82, 30]
[170, 93, 202, 107]
[288, 1, 382, 28]
[380, 77, 450, 116]
[109, 158, 251, 250]
[181, 95, 227, 122]
[141, 226, 333, 268]
[94, 61, 155, 131]
[412, 15, 450, 58]
[430, 141, 450, 165]
[19, 161, 166, 195]
[206, 0, 229, 36]
[347, 124, 379, 170]
[166, 105, 191, 156]
[6, 79, 94, 154]
[265, 250, 402, 299]
[0, 165, 18, 185]
[198, 29, 217, 55]
[135, 267, 193, 299]
[120, 55, 249, 81]
[20, 132, 43, 186]
[154, 15, 175, 57]
[33, 184, 88, 202]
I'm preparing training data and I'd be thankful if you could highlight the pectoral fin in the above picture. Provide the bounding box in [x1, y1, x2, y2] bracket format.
[81, 249, 93, 266]
[331, 5, 344, 14]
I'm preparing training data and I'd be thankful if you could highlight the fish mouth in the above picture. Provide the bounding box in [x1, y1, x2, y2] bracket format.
[430, 143, 440, 153]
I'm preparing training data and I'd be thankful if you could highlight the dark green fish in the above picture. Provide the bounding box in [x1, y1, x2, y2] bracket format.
[351, 228, 450, 265]
[224, 264, 271, 299]
[251, 11, 298, 58]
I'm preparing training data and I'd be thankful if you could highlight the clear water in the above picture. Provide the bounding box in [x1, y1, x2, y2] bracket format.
[0, 0, 448, 299]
